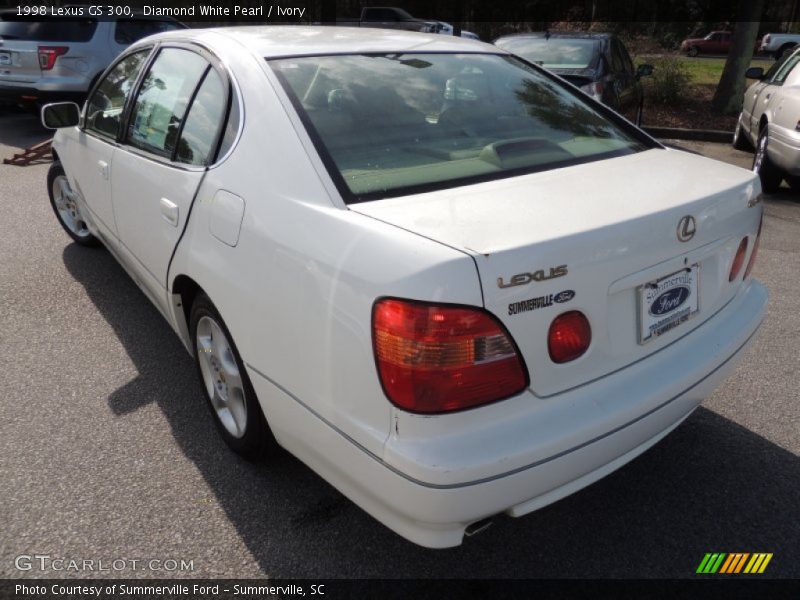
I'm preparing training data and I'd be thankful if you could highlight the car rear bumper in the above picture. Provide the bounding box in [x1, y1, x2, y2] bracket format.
[0, 77, 89, 103]
[248, 279, 767, 548]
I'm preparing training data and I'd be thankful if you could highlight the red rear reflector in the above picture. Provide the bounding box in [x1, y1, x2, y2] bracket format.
[744, 218, 763, 279]
[38, 46, 68, 71]
[372, 299, 527, 413]
[548, 311, 592, 364]
[729, 237, 749, 282]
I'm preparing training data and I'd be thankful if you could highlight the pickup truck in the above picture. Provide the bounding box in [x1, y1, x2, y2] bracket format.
[760, 33, 800, 60]
[336, 7, 439, 33]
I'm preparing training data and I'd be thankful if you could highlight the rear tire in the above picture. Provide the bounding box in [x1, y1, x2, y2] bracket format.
[47, 162, 99, 246]
[753, 128, 783, 194]
[190, 293, 277, 460]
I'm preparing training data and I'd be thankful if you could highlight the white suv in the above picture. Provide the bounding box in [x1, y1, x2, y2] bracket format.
[0, 11, 184, 105]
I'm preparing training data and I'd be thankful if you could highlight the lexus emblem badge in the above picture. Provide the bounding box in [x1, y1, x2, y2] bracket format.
[677, 215, 696, 242]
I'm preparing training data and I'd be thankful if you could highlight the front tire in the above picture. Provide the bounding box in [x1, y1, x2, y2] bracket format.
[47, 162, 99, 246]
[687, 46, 699, 57]
[753, 128, 783, 193]
[190, 293, 276, 460]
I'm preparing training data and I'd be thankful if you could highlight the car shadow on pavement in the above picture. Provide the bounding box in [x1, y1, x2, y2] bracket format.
[62, 243, 800, 579]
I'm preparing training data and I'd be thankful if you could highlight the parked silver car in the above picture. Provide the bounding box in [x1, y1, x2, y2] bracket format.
[734, 47, 800, 192]
[0, 12, 184, 105]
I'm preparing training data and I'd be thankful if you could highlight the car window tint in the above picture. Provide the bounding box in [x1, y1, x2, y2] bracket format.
[771, 53, 800, 85]
[617, 41, 635, 75]
[85, 50, 149, 139]
[176, 68, 226, 165]
[114, 19, 182, 44]
[127, 48, 209, 157]
[609, 40, 625, 73]
[495, 38, 600, 70]
[217, 86, 240, 160]
[0, 16, 97, 42]
[271, 53, 649, 201]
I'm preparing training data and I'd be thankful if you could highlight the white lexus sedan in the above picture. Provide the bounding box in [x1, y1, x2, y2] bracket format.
[42, 27, 767, 548]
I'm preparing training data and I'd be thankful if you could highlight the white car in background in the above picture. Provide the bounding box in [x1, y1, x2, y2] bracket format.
[735, 47, 800, 192]
[42, 26, 767, 548]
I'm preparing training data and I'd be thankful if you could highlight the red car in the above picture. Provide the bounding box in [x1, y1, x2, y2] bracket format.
[681, 31, 762, 57]
[681, 31, 732, 56]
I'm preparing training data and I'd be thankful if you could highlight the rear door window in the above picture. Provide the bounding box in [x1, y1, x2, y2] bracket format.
[175, 68, 228, 165]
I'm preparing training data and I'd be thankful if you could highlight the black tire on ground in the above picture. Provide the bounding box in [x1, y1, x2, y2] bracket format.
[190, 292, 277, 460]
[753, 128, 783, 194]
[47, 161, 100, 246]
[688, 46, 699, 57]
[733, 118, 753, 152]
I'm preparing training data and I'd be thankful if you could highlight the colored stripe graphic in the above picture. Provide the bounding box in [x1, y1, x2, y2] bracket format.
[698, 553, 773, 574]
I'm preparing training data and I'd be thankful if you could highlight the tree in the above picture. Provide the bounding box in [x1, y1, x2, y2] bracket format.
[711, 2, 766, 115]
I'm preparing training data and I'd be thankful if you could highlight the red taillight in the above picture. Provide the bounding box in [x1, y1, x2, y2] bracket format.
[38, 46, 68, 71]
[372, 299, 527, 413]
[548, 311, 592, 364]
[729, 237, 749, 282]
[744, 218, 763, 279]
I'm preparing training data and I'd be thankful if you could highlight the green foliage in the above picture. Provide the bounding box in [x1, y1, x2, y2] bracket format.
[644, 56, 692, 104]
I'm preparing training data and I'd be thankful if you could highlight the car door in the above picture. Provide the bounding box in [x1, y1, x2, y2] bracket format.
[63, 49, 150, 239]
[111, 45, 230, 307]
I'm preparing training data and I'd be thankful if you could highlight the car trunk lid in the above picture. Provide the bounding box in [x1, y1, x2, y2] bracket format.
[351, 148, 761, 397]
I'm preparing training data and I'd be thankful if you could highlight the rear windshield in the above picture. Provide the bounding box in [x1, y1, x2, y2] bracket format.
[495, 38, 601, 70]
[269, 52, 648, 202]
[0, 17, 98, 42]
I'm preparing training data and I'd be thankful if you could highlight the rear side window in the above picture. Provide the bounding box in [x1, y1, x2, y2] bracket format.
[0, 17, 97, 42]
[127, 48, 209, 157]
[176, 68, 227, 165]
[114, 19, 183, 45]
[85, 50, 149, 139]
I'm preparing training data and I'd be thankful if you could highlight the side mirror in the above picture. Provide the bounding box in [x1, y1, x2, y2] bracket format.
[41, 102, 81, 129]
[745, 66, 765, 80]
[636, 64, 654, 78]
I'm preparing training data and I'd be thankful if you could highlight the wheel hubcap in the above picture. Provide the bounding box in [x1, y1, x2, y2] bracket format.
[52, 175, 90, 238]
[196, 316, 248, 438]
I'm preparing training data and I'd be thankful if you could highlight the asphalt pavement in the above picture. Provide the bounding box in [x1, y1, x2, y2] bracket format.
[0, 107, 798, 579]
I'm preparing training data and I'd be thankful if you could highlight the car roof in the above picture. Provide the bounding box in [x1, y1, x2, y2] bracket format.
[140, 25, 499, 58]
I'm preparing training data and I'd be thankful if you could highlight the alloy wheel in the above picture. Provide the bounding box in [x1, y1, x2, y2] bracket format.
[196, 316, 248, 439]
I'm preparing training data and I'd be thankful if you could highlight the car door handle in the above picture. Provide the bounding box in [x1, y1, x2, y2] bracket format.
[97, 160, 109, 180]
[160, 198, 179, 227]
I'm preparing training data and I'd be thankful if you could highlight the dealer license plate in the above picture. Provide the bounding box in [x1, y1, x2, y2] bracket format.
[638, 265, 699, 344]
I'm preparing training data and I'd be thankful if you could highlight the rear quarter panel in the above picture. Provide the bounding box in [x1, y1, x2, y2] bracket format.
[168, 34, 483, 457]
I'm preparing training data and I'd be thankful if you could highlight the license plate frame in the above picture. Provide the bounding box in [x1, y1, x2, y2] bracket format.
[0, 51, 11, 66]
[638, 264, 700, 344]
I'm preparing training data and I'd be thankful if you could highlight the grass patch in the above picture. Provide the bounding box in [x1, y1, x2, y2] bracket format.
[637, 55, 773, 86]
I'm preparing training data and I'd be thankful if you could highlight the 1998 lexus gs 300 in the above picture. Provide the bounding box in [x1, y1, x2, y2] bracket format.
[42, 26, 767, 547]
